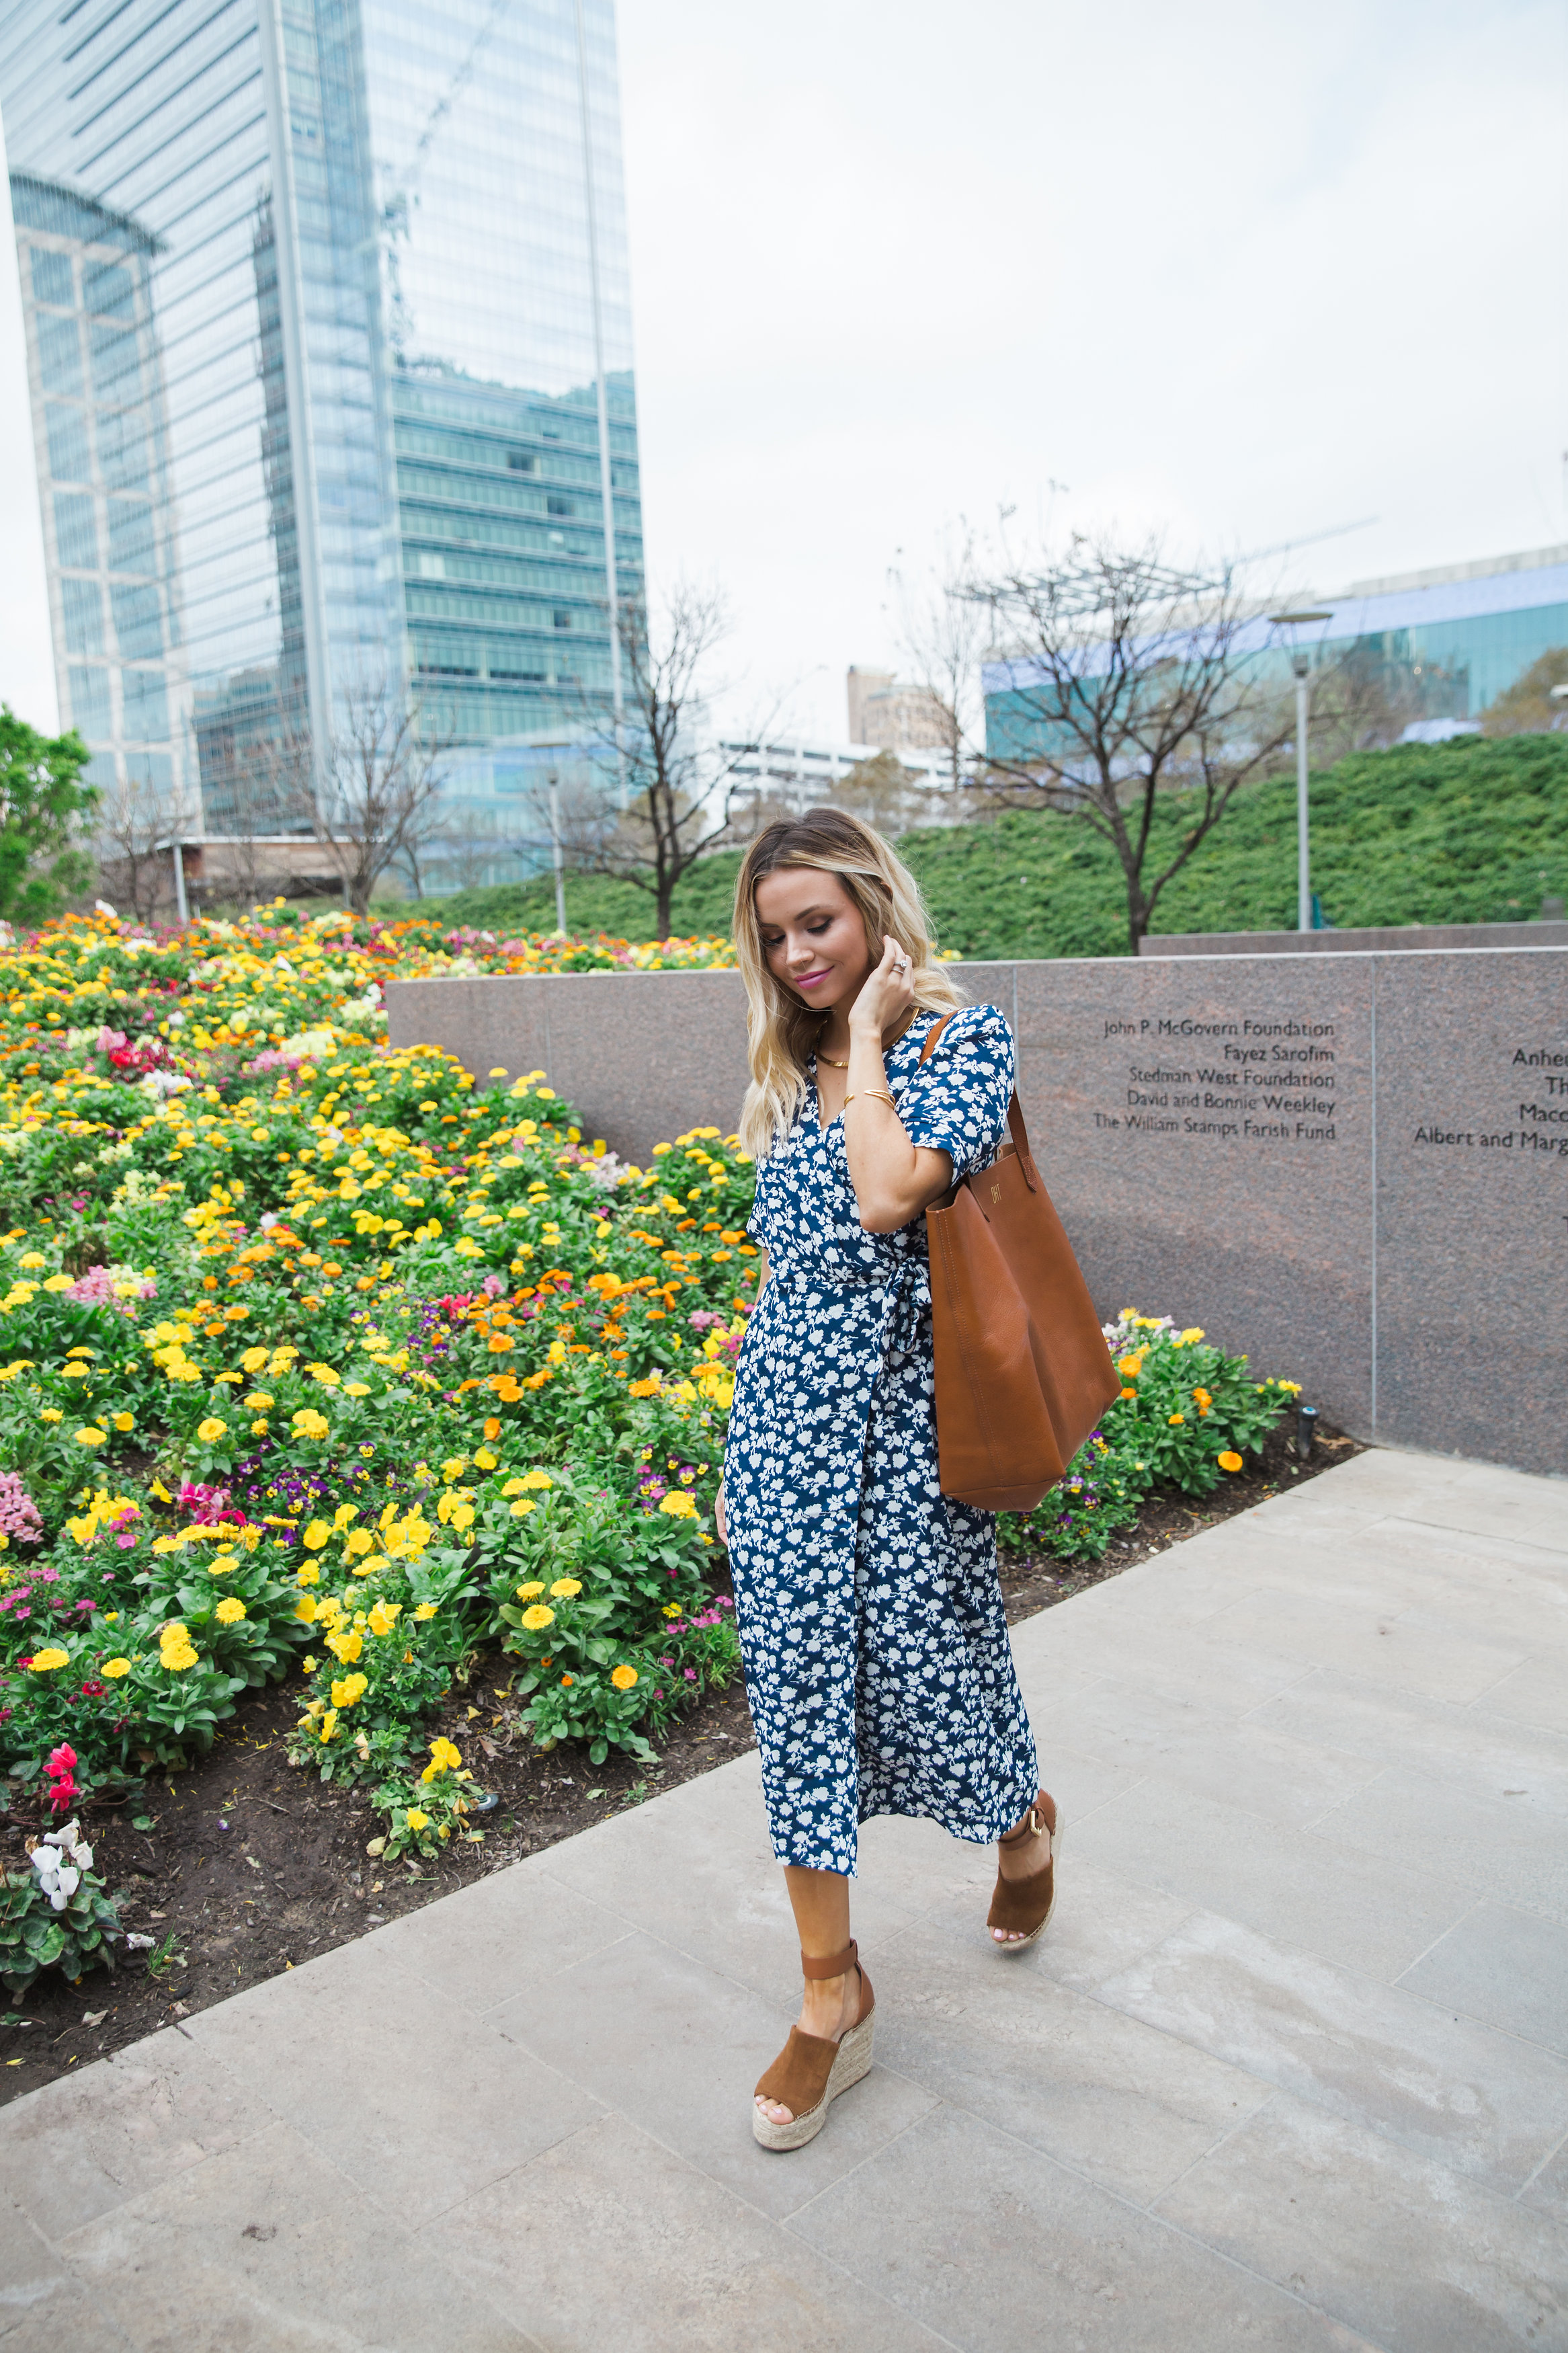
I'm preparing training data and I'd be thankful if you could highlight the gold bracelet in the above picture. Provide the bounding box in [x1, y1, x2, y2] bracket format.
[843, 1088, 897, 1110]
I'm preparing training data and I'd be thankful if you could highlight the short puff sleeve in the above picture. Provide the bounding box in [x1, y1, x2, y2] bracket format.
[895, 1004, 1015, 1183]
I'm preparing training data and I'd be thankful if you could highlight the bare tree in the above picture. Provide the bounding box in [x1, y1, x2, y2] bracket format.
[888, 524, 989, 793]
[311, 677, 450, 916]
[566, 582, 776, 938]
[971, 531, 1299, 951]
[95, 768, 176, 925]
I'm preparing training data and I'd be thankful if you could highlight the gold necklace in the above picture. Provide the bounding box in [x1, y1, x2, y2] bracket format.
[817, 1048, 850, 1068]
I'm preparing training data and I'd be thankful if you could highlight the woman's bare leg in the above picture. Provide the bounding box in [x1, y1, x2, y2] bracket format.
[754, 1864, 860, 2127]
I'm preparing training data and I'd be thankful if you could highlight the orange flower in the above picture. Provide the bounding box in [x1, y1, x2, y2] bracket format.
[1217, 1450, 1243, 1472]
[483, 1417, 501, 1440]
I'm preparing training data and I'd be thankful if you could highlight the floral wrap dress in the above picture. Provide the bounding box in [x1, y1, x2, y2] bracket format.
[724, 1003, 1040, 1875]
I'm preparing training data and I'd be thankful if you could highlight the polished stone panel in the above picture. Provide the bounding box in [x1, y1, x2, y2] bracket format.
[386, 947, 1568, 1469]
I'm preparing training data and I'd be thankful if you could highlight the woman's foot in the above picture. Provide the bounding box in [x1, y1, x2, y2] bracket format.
[989, 1791, 1059, 1947]
[754, 1964, 862, 2128]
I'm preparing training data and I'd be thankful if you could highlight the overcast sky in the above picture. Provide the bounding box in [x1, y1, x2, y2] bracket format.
[2, 0, 1563, 740]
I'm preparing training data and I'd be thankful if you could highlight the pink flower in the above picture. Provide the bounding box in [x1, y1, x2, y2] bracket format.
[47, 1743, 77, 1776]
[0, 1472, 42, 1547]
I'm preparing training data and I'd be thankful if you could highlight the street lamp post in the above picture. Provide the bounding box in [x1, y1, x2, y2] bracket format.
[1270, 611, 1332, 931]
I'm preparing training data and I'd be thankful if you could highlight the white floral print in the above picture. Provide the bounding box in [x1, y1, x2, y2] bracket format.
[725, 1004, 1039, 1874]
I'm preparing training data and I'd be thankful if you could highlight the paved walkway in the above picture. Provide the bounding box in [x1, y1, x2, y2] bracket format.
[3, 1447, 1565, 2352]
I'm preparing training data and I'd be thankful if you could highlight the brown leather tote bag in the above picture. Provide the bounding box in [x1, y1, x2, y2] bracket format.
[919, 1016, 1120, 1513]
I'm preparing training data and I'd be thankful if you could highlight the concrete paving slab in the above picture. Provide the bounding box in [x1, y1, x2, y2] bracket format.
[1095, 1911, 1568, 2192]
[0, 2025, 273, 2241]
[1154, 2090, 1568, 2353]
[434, 2110, 944, 2353]
[1248, 1667, 1568, 1814]
[184, 1933, 603, 2213]
[0, 2192, 131, 2352]
[1396, 1899, 1568, 2054]
[788, 2099, 1368, 2352]
[865, 1915, 1274, 2205]
[487, 1927, 940, 2223]
[5, 1443, 1565, 2350]
[61, 2120, 537, 2352]
[1069, 1776, 1473, 1979]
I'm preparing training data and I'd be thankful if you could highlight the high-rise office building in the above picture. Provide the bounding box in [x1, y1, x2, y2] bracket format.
[1, 0, 642, 840]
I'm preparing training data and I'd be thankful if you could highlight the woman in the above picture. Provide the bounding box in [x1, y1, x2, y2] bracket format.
[716, 807, 1059, 2154]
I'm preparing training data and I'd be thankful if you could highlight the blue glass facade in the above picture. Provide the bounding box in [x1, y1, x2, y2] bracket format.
[2, 0, 641, 846]
[984, 555, 1568, 766]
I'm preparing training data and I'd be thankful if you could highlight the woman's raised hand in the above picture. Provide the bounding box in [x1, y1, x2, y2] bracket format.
[849, 935, 916, 1041]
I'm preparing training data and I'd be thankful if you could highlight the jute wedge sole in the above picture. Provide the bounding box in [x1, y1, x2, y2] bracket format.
[987, 1791, 1063, 1952]
[752, 1938, 876, 2152]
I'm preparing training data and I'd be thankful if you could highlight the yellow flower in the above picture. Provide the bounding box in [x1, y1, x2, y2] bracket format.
[658, 1491, 697, 1519]
[101, 1657, 132, 1678]
[425, 1737, 461, 1778]
[349, 1553, 388, 1579]
[412, 1602, 438, 1621]
[319, 1708, 339, 1742]
[515, 1581, 546, 1600]
[509, 1499, 536, 1518]
[296, 1562, 320, 1587]
[214, 1597, 246, 1624]
[501, 1476, 527, 1497]
[474, 1447, 498, 1470]
[330, 1672, 368, 1708]
[1168, 1412, 1185, 1425]
[518, 1468, 553, 1490]
[325, 1628, 363, 1664]
[244, 1391, 274, 1408]
[196, 1417, 227, 1442]
[520, 1604, 554, 1630]
[1179, 1327, 1205, 1345]
[343, 1529, 374, 1556]
[404, 1807, 430, 1833]
[241, 1347, 269, 1373]
[662, 1601, 684, 1618]
[610, 1664, 638, 1691]
[292, 1408, 329, 1440]
[112, 1411, 134, 1431]
[302, 1519, 331, 1550]
[448, 1503, 474, 1531]
[549, 1578, 582, 1598]
[75, 1426, 107, 1447]
[302, 1654, 317, 1674]
[159, 1638, 198, 1672]
[367, 1600, 401, 1636]
[1217, 1450, 1244, 1473]
[24, 1647, 69, 1671]
[40, 1408, 63, 1423]
[294, 1595, 318, 1622]
[628, 1378, 660, 1398]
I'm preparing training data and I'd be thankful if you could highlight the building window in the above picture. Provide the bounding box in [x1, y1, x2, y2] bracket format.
[121, 668, 168, 741]
[62, 576, 104, 656]
[552, 609, 571, 630]
[29, 247, 73, 308]
[546, 495, 572, 516]
[54, 490, 97, 569]
[112, 582, 163, 659]
[108, 497, 155, 575]
[506, 450, 534, 471]
[68, 664, 112, 739]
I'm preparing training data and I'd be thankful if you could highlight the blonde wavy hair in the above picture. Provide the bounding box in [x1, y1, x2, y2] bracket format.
[733, 807, 965, 1159]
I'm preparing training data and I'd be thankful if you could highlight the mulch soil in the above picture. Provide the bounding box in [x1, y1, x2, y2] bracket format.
[0, 1417, 1359, 2104]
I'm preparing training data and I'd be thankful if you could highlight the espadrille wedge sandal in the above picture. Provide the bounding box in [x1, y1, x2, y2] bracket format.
[987, 1790, 1062, 1951]
[752, 1939, 875, 2151]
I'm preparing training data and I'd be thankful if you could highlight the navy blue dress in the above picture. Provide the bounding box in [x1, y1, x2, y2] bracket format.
[724, 1004, 1040, 1874]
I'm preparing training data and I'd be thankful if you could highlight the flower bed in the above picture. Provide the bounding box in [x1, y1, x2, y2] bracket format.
[0, 900, 1308, 1999]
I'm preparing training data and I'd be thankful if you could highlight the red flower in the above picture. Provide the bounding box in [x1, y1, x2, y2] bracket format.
[47, 1743, 78, 1775]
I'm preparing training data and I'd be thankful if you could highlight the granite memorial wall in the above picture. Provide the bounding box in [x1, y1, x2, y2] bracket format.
[387, 949, 1567, 1476]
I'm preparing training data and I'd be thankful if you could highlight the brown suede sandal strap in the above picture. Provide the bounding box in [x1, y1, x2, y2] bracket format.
[755, 2026, 840, 2117]
[998, 1790, 1057, 1848]
[987, 1852, 1055, 1935]
[800, 1939, 858, 1980]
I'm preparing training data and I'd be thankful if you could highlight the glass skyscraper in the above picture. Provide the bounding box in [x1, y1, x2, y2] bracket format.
[1, 0, 641, 846]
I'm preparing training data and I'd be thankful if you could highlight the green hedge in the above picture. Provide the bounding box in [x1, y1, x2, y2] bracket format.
[417, 734, 1568, 960]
